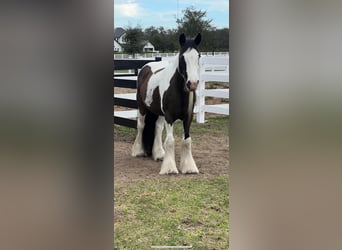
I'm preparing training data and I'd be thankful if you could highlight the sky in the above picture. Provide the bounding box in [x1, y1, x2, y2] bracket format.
[114, 0, 229, 30]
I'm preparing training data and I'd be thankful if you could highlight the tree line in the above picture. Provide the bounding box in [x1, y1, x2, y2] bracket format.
[120, 7, 229, 54]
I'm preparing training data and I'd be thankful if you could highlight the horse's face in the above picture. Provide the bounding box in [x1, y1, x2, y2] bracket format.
[178, 33, 201, 91]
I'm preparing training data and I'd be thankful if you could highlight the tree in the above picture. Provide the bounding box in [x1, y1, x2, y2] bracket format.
[122, 26, 145, 56]
[143, 26, 178, 52]
[214, 28, 229, 51]
[176, 6, 214, 37]
[144, 26, 163, 52]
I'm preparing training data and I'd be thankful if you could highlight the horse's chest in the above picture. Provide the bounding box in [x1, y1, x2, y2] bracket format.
[163, 89, 195, 122]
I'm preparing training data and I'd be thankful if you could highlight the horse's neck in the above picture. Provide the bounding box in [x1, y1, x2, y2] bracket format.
[168, 54, 183, 80]
[168, 54, 179, 72]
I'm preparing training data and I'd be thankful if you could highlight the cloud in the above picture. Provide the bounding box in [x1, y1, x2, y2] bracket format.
[179, 0, 229, 13]
[114, 1, 143, 18]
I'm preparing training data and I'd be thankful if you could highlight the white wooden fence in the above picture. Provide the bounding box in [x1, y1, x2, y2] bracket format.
[114, 52, 229, 60]
[195, 56, 229, 123]
[113, 55, 229, 125]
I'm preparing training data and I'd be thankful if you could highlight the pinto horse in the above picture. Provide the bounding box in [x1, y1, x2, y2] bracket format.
[132, 33, 201, 174]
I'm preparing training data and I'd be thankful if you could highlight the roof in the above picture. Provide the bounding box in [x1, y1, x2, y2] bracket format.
[114, 40, 122, 47]
[114, 27, 126, 39]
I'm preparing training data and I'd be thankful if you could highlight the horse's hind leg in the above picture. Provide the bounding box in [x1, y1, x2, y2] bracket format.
[152, 116, 165, 161]
[132, 111, 146, 157]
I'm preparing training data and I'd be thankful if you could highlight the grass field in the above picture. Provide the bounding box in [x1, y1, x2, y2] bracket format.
[114, 176, 229, 249]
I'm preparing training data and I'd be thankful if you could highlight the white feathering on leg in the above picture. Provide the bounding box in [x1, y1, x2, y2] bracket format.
[152, 116, 165, 161]
[132, 113, 146, 157]
[179, 137, 199, 174]
[159, 123, 178, 174]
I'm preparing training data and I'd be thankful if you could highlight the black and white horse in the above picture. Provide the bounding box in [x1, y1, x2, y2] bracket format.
[132, 33, 201, 175]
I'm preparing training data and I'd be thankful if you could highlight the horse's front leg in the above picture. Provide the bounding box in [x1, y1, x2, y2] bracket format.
[179, 119, 199, 174]
[159, 122, 178, 175]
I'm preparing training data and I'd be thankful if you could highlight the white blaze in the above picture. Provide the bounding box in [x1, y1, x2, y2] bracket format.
[183, 49, 200, 83]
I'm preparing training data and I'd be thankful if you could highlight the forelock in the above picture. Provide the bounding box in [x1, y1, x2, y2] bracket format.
[180, 39, 199, 54]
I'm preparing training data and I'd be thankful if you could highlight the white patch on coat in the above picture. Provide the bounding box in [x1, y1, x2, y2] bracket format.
[143, 61, 169, 107]
[143, 58, 178, 113]
[183, 49, 200, 84]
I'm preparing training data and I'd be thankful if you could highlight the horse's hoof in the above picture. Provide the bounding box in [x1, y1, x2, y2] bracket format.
[180, 168, 199, 174]
[153, 153, 165, 161]
[159, 166, 179, 175]
[154, 157, 164, 161]
[153, 149, 165, 161]
[179, 161, 199, 174]
[159, 170, 179, 175]
[131, 150, 146, 157]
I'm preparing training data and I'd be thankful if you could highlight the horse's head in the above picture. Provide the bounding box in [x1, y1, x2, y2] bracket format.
[178, 33, 201, 91]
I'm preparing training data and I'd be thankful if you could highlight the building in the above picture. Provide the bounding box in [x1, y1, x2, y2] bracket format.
[114, 40, 122, 52]
[114, 27, 126, 52]
[143, 41, 156, 52]
[114, 27, 157, 53]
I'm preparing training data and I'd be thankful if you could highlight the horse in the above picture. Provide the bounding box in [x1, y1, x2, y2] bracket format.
[132, 33, 202, 175]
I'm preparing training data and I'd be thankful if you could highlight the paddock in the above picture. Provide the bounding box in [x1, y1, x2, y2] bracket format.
[114, 54, 229, 249]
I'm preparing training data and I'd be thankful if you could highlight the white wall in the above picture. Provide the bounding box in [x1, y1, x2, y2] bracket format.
[114, 40, 122, 52]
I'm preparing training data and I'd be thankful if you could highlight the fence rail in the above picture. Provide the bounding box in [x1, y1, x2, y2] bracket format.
[114, 51, 229, 60]
[113, 57, 161, 128]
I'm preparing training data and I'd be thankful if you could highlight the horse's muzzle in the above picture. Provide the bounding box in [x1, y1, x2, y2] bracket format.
[187, 80, 199, 91]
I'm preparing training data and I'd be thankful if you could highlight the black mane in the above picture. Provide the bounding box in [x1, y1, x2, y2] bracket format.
[178, 33, 201, 55]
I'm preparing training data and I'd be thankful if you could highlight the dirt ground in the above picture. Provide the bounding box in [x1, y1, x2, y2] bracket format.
[114, 120, 229, 183]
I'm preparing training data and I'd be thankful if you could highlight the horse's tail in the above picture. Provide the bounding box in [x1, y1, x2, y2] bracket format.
[142, 110, 158, 156]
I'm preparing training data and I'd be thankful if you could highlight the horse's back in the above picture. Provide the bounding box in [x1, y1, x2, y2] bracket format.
[145, 61, 169, 74]
[137, 61, 168, 87]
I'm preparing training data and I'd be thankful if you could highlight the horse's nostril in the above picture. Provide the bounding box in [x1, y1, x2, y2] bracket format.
[187, 80, 198, 91]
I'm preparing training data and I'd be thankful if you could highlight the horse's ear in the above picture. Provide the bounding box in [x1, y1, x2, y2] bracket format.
[194, 33, 201, 46]
[179, 33, 186, 46]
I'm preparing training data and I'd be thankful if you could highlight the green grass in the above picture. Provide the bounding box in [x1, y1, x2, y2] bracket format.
[114, 69, 130, 74]
[114, 175, 229, 249]
[174, 116, 229, 137]
[114, 116, 229, 249]
[114, 116, 229, 141]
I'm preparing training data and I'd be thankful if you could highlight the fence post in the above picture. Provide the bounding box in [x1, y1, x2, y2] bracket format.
[196, 58, 206, 123]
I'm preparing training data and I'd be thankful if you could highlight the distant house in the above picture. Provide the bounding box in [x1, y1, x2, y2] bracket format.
[114, 27, 157, 53]
[114, 27, 126, 52]
[114, 40, 122, 52]
[143, 41, 156, 52]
